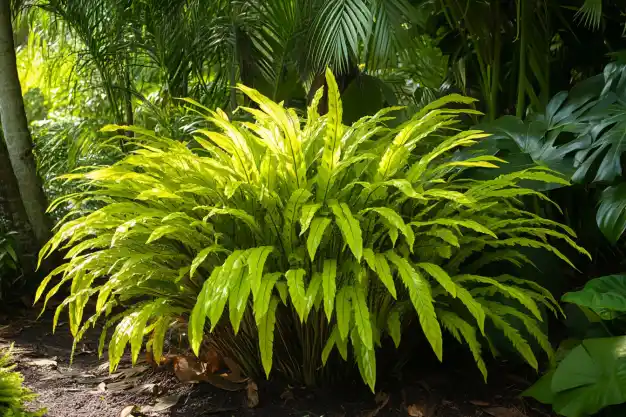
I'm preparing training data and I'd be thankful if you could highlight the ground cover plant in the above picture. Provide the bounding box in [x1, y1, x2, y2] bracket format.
[0, 346, 44, 417]
[35, 70, 589, 390]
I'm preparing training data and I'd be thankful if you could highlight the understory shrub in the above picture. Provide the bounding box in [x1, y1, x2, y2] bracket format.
[37, 70, 588, 389]
[0, 346, 44, 417]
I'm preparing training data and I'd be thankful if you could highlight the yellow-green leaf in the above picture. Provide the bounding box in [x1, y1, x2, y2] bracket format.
[307, 217, 332, 261]
[257, 296, 279, 378]
[417, 263, 456, 297]
[386, 251, 442, 361]
[330, 202, 363, 261]
[336, 285, 352, 340]
[189, 267, 221, 354]
[286, 268, 307, 320]
[363, 248, 396, 299]
[300, 203, 322, 236]
[387, 308, 401, 348]
[254, 272, 281, 320]
[190, 244, 227, 278]
[246, 246, 274, 297]
[351, 286, 373, 350]
[322, 259, 337, 321]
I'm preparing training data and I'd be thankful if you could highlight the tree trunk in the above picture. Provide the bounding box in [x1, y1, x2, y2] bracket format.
[0, 0, 51, 245]
[0, 135, 39, 276]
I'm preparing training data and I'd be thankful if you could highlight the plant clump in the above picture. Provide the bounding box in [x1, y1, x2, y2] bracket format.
[37, 70, 588, 390]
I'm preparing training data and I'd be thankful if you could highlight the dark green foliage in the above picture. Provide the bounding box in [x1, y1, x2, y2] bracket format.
[525, 273, 626, 417]
[479, 63, 626, 242]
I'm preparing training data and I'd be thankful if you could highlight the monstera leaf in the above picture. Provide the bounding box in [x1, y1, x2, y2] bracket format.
[524, 336, 626, 417]
[482, 115, 587, 177]
[563, 274, 626, 319]
[596, 185, 626, 244]
[571, 106, 626, 183]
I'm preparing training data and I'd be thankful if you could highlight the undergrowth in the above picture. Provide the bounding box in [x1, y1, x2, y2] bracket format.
[0, 346, 44, 417]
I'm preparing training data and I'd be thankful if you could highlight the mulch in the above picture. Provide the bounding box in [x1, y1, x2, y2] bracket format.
[0, 307, 555, 417]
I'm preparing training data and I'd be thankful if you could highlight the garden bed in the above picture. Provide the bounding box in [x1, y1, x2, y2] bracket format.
[0, 308, 552, 417]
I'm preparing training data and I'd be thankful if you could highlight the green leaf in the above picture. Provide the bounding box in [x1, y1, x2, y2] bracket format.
[386, 251, 442, 360]
[305, 272, 323, 317]
[563, 274, 626, 319]
[321, 327, 338, 365]
[146, 225, 179, 244]
[276, 281, 289, 305]
[283, 189, 312, 252]
[190, 245, 227, 278]
[317, 68, 344, 201]
[300, 203, 323, 236]
[246, 246, 274, 297]
[596, 184, 626, 244]
[549, 337, 626, 417]
[387, 308, 401, 348]
[286, 269, 307, 320]
[351, 286, 373, 350]
[336, 285, 352, 341]
[229, 269, 252, 334]
[322, 259, 337, 321]
[330, 202, 363, 261]
[439, 310, 487, 382]
[417, 262, 456, 297]
[363, 248, 396, 299]
[254, 273, 282, 320]
[351, 329, 376, 392]
[189, 267, 221, 355]
[484, 305, 538, 370]
[257, 296, 280, 379]
[307, 217, 332, 261]
[522, 370, 556, 405]
[208, 251, 247, 330]
[363, 207, 414, 248]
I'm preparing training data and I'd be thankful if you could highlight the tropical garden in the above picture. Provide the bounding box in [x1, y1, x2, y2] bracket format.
[2, 0, 626, 416]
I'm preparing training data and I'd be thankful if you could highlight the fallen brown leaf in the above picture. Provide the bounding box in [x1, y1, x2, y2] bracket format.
[202, 348, 223, 374]
[140, 393, 182, 413]
[119, 405, 137, 417]
[484, 407, 527, 417]
[246, 380, 259, 408]
[407, 404, 425, 417]
[173, 356, 206, 383]
[470, 400, 491, 407]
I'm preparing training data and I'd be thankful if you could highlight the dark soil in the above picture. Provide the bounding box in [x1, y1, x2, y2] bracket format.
[0, 307, 555, 417]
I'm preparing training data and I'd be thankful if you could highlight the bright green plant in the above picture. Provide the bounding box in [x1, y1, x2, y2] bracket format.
[36, 70, 588, 389]
[0, 346, 45, 417]
[524, 274, 626, 417]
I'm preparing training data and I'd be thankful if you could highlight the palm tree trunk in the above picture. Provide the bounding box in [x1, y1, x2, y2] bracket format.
[0, 135, 39, 276]
[0, 0, 51, 245]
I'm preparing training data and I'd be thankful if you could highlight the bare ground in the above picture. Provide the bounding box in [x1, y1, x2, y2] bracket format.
[0, 308, 555, 417]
